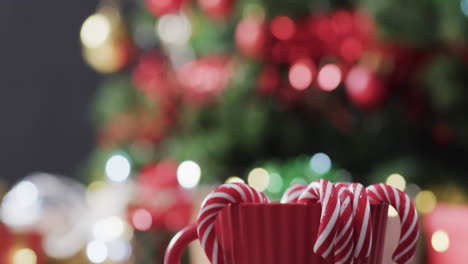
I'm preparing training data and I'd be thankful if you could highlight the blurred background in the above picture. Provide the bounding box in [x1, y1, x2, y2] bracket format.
[1, 0, 468, 263]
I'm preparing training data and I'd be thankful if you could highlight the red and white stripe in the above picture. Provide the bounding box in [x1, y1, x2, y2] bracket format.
[280, 183, 306, 203]
[298, 179, 341, 259]
[196, 183, 269, 264]
[366, 184, 419, 264]
[349, 183, 372, 260]
[333, 183, 354, 264]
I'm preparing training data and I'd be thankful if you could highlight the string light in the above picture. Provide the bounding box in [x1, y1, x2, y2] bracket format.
[432, 230, 450, 252]
[385, 173, 406, 191]
[12, 248, 37, 264]
[289, 58, 315, 90]
[290, 177, 308, 185]
[93, 216, 125, 242]
[132, 209, 153, 231]
[157, 13, 191, 46]
[86, 240, 108, 263]
[317, 64, 342, 91]
[415, 190, 437, 214]
[309, 153, 332, 174]
[177, 160, 201, 189]
[1, 180, 41, 229]
[105, 154, 131, 182]
[270, 16, 295, 40]
[107, 239, 132, 262]
[80, 13, 111, 48]
[461, 0, 468, 16]
[225, 177, 245, 184]
[388, 206, 398, 217]
[248, 168, 270, 192]
[266, 172, 283, 194]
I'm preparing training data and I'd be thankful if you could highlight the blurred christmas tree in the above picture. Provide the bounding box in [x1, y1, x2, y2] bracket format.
[78, 0, 468, 262]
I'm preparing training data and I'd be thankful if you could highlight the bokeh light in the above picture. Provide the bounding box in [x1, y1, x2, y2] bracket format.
[290, 177, 308, 185]
[1, 180, 41, 229]
[385, 173, 406, 191]
[12, 248, 37, 264]
[270, 16, 295, 40]
[432, 230, 450, 252]
[289, 58, 315, 90]
[86, 240, 108, 263]
[132, 209, 153, 231]
[317, 64, 342, 91]
[388, 206, 399, 218]
[177, 160, 201, 189]
[157, 13, 191, 45]
[107, 239, 132, 262]
[346, 65, 370, 91]
[93, 216, 125, 242]
[415, 190, 437, 214]
[340, 37, 363, 62]
[80, 13, 111, 48]
[461, 0, 468, 16]
[248, 168, 270, 191]
[309, 153, 332, 174]
[225, 176, 245, 184]
[105, 154, 131, 182]
[266, 172, 283, 193]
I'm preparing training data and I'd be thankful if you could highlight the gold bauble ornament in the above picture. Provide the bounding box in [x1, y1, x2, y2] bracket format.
[80, 7, 134, 73]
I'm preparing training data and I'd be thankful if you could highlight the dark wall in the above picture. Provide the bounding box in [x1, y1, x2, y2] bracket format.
[0, 0, 99, 182]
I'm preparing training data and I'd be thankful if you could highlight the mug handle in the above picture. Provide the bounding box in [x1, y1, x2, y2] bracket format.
[164, 223, 198, 264]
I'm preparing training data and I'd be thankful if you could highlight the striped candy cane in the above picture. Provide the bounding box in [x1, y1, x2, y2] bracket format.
[366, 184, 419, 264]
[349, 183, 372, 260]
[298, 179, 341, 259]
[280, 183, 306, 203]
[196, 183, 269, 264]
[333, 183, 354, 264]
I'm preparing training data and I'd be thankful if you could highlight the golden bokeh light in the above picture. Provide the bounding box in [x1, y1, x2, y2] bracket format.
[225, 177, 245, 184]
[415, 190, 437, 214]
[386, 173, 406, 191]
[12, 248, 37, 264]
[247, 168, 270, 192]
[431, 230, 450, 253]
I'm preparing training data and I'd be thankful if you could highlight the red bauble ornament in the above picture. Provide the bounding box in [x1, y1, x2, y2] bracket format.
[345, 65, 386, 109]
[235, 16, 268, 58]
[178, 56, 232, 104]
[145, 0, 184, 17]
[197, 0, 233, 20]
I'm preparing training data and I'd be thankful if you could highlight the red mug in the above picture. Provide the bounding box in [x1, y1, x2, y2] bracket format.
[165, 203, 389, 264]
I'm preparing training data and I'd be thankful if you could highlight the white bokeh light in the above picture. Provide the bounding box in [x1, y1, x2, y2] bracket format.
[461, 0, 468, 16]
[105, 154, 131, 182]
[310, 153, 332, 174]
[86, 240, 108, 263]
[80, 14, 111, 48]
[107, 239, 132, 262]
[177, 160, 201, 189]
[92, 216, 125, 242]
[1, 180, 41, 230]
[157, 13, 192, 45]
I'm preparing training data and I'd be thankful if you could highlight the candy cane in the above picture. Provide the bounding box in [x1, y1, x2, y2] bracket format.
[298, 179, 341, 259]
[280, 183, 306, 203]
[333, 183, 354, 264]
[349, 183, 372, 260]
[196, 183, 269, 264]
[366, 184, 419, 264]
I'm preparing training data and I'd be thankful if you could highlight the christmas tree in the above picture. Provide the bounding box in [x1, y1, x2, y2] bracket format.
[77, 0, 468, 262]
